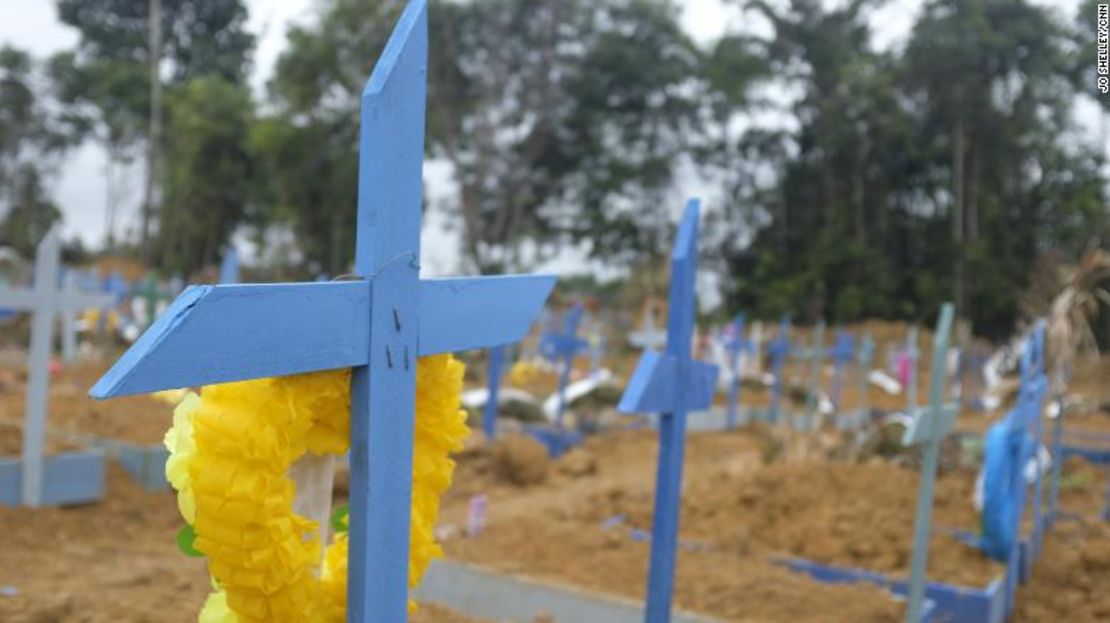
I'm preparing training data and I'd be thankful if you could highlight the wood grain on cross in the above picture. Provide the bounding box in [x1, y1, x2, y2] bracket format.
[90, 2, 555, 621]
[0, 228, 114, 506]
[617, 199, 718, 623]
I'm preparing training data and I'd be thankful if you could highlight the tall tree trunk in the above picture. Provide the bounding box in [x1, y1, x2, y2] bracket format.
[141, 0, 163, 260]
[952, 120, 966, 315]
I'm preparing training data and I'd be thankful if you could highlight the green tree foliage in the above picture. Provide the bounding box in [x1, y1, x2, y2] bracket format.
[51, 0, 254, 251]
[262, 0, 704, 274]
[158, 77, 254, 275]
[0, 46, 71, 256]
[716, 0, 1108, 337]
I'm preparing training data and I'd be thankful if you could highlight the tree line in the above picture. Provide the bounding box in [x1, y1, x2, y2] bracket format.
[0, 0, 1107, 340]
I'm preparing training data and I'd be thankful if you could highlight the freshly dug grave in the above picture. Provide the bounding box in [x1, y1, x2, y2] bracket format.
[0, 464, 490, 623]
[442, 428, 931, 621]
[0, 357, 171, 455]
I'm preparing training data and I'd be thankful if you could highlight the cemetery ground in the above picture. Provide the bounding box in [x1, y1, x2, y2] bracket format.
[0, 337, 1107, 622]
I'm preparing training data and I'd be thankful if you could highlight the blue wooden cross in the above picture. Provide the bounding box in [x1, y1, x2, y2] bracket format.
[483, 345, 505, 440]
[827, 330, 855, 414]
[767, 316, 791, 424]
[539, 303, 589, 430]
[218, 246, 240, 285]
[803, 320, 826, 428]
[903, 326, 920, 412]
[89, 3, 555, 620]
[617, 199, 718, 623]
[856, 333, 875, 418]
[723, 313, 753, 430]
[0, 228, 114, 506]
[902, 303, 956, 623]
[1022, 322, 1048, 564]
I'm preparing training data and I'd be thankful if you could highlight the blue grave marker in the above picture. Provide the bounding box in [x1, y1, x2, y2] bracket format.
[89, 3, 555, 620]
[218, 246, 240, 284]
[483, 345, 506, 440]
[904, 326, 920, 412]
[723, 314, 753, 430]
[617, 199, 719, 623]
[827, 330, 855, 414]
[539, 303, 589, 430]
[629, 304, 668, 351]
[856, 333, 875, 419]
[767, 316, 791, 424]
[902, 303, 956, 623]
[0, 228, 114, 506]
[803, 320, 826, 428]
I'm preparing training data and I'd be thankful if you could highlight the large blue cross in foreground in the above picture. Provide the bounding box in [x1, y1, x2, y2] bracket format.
[89, 3, 555, 621]
[618, 199, 718, 623]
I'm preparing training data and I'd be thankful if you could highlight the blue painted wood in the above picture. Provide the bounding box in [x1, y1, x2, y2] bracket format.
[0, 451, 105, 507]
[781, 557, 1006, 623]
[218, 247, 240, 284]
[904, 303, 955, 623]
[617, 199, 718, 623]
[857, 333, 875, 417]
[767, 317, 791, 424]
[723, 314, 752, 430]
[827, 330, 854, 413]
[483, 345, 505, 440]
[540, 303, 589, 430]
[90, 2, 555, 620]
[802, 321, 825, 427]
[91, 276, 555, 399]
[617, 352, 717, 414]
[0, 229, 114, 507]
[117, 444, 171, 490]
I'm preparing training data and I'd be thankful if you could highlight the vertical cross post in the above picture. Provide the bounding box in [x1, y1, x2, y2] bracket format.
[904, 303, 956, 623]
[724, 314, 752, 430]
[483, 345, 505, 440]
[540, 303, 588, 430]
[904, 326, 919, 412]
[767, 316, 791, 424]
[828, 330, 855, 415]
[617, 200, 718, 623]
[219, 247, 240, 284]
[804, 320, 825, 428]
[856, 333, 875, 419]
[1026, 322, 1048, 558]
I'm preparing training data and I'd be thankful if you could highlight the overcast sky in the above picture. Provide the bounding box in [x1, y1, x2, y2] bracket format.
[0, 0, 1100, 276]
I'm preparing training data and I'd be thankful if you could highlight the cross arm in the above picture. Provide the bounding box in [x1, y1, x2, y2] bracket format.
[617, 350, 719, 414]
[90, 274, 555, 399]
[902, 403, 959, 446]
[0, 290, 40, 311]
[0, 290, 114, 312]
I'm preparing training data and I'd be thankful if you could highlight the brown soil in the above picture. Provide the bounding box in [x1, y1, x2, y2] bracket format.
[0, 358, 171, 455]
[442, 428, 952, 621]
[1014, 518, 1110, 622]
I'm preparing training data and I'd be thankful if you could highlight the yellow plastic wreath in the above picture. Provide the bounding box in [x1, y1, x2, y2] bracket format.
[164, 354, 470, 622]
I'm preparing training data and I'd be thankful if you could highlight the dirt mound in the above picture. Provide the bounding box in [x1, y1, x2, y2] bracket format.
[1015, 518, 1110, 622]
[491, 434, 550, 486]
